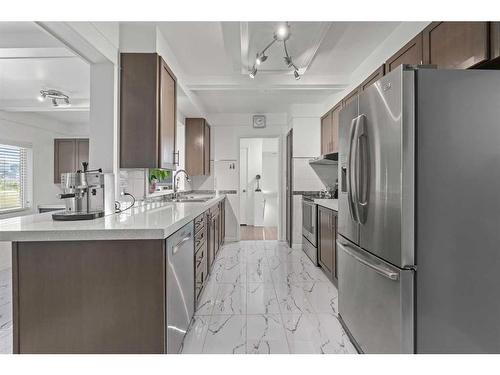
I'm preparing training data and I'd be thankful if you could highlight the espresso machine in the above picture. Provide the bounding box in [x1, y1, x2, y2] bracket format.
[52, 162, 115, 221]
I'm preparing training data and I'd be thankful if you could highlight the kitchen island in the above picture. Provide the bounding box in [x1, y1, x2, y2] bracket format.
[0, 195, 226, 354]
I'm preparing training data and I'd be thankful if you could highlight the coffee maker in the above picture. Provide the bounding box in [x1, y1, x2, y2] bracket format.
[52, 162, 115, 221]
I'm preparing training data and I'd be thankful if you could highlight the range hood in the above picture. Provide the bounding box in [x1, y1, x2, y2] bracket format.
[309, 153, 338, 165]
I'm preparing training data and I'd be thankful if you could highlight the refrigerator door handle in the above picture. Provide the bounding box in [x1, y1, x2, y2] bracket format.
[347, 117, 359, 223]
[338, 240, 399, 281]
[355, 114, 369, 224]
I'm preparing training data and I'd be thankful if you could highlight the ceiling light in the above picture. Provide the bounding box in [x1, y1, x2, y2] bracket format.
[275, 23, 290, 41]
[249, 23, 302, 81]
[249, 66, 257, 79]
[39, 89, 71, 107]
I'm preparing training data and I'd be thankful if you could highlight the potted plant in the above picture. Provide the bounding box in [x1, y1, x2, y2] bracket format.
[148, 169, 170, 194]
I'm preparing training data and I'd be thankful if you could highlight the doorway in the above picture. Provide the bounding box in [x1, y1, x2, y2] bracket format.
[286, 129, 293, 247]
[239, 137, 280, 240]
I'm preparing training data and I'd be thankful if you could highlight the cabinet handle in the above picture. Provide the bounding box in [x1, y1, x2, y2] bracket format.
[173, 150, 180, 165]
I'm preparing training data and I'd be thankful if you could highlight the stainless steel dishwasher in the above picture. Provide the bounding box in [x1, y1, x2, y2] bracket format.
[165, 221, 194, 354]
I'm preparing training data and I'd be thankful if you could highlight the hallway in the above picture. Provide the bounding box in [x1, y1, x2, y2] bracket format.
[240, 226, 278, 240]
[181, 240, 357, 354]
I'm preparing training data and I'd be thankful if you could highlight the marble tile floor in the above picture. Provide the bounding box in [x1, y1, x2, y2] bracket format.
[181, 240, 358, 354]
[0, 241, 358, 354]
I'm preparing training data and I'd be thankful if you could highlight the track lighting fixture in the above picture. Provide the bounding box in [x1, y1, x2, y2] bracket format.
[275, 23, 290, 41]
[256, 52, 268, 65]
[38, 89, 71, 107]
[248, 22, 301, 80]
[249, 66, 257, 79]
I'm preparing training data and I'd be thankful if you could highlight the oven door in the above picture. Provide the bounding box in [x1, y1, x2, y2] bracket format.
[302, 199, 317, 246]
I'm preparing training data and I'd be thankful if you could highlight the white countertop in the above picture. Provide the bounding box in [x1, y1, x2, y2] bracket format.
[0, 195, 225, 242]
[313, 199, 338, 211]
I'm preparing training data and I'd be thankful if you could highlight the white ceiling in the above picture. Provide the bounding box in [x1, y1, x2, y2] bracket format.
[0, 22, 407, 121]
[0, 22, 90, 125]
[156, 21, 401, 114]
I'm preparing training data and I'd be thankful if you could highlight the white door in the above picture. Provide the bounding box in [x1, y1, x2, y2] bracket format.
[239, 148, 248, 225]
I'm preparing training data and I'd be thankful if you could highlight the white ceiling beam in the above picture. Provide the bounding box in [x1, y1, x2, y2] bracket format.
[184, 73, 349, 87]
[0, 99, 89, 112]
[239, 22, 250, 74]
[36, 22, 116, 64]
[0, 47, 75, 59]
[155, 26, 208, 117]
[188, 84, 347, 91]
[295, 22, 331, 74]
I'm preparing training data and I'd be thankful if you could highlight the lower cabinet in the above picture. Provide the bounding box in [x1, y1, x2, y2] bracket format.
[194, 198, 226, 306]
[212, 206, 220, 256]
[194, 212, 208, 305]
[219, 199, 226, 247]
[318, 205, 338, 283]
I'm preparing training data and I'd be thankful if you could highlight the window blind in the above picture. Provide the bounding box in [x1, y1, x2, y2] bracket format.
[0, 143, 29, 212]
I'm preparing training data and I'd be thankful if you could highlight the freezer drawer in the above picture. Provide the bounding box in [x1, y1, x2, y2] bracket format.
[337, 237, 414, 353]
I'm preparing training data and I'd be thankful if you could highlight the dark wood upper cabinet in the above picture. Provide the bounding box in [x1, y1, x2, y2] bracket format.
[342, 87, 360, 108]
[320, 110, 332, 156]
[330, 103, 341, 153]
[385, 33, 424, 73]
[185, 118, 211, 176]
[120, 53, 177, 169]
[422, 22, 489, 69]
[488, 22, 500, 65]
[54, 138, 89, 183]
[360, 65, 385, 91]
[204, 122, 210, 175]
[159, 59, 177, 167]
[318, 205, 337, 283]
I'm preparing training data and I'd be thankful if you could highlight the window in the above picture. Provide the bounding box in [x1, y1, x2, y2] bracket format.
[0, 142, 31, 213]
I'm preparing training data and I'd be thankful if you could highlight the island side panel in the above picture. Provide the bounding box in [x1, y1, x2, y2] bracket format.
[12, 239, 165, 354]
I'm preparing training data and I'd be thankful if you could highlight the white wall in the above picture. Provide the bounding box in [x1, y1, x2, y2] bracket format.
[0, 111, 89, 270]
[261, 138, 279, 227]
[0, 111, 89, 218]
[176, 114, 186, 191]
[89, 62, 116, 174]
[240, 138, 262, 226]
[322, 22, 430, 113]
[288, 112, 326, 247]
[0, 242, 10, 271]
[201, 113, 288, 241]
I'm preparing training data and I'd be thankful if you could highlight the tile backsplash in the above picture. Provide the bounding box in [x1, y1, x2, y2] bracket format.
[119, 169, 146, 200]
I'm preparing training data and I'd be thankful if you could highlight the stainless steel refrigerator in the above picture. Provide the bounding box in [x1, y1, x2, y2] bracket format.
[337, 65, 500, 354]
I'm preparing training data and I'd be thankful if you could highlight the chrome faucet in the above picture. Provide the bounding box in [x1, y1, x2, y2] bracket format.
[173, 169, 191, 200]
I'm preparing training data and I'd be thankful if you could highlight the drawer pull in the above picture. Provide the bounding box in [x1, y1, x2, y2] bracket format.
[339, 241, 399, 281]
